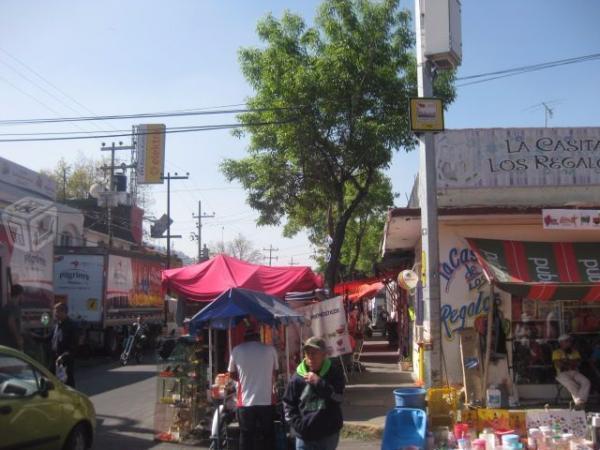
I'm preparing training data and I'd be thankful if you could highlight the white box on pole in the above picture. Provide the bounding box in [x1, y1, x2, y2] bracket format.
[423, 0, 462, 70]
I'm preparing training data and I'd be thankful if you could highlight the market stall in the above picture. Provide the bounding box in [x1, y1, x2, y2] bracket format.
[161, 253, 322, 301]
[189, 287, 306, 449]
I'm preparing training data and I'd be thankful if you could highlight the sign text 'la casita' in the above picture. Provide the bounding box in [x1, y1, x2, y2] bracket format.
[489, 137, 600, 173]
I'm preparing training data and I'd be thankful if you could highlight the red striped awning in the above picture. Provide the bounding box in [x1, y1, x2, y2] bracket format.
[466, 238, 600, 301]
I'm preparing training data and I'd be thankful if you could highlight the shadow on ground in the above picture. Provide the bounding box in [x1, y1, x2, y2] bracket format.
[77, 362, 157, 397]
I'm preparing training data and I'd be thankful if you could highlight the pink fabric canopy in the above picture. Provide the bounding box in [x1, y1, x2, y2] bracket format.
[161, 254, 323, 301]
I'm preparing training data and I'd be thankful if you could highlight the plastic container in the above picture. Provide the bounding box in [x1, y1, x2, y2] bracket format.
[427, 386, 459, 427]
[454, 423, 470, 440]
[381, 407, 427, 450]
[486, 384, 502, 408]
[473, 438, 487, 450]
[481, 430, 497, 450]
[501, 434, 520, 447]
[393, 387, 427, 409]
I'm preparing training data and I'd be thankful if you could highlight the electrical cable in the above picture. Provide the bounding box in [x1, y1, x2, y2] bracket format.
[456, 52, 600, 87]
[0, 119, 297, 143]
[0, 106, 302, 126]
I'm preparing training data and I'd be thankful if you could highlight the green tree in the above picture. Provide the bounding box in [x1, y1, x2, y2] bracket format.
[222, 0, 455, 288]
[42, 155, 104, 201]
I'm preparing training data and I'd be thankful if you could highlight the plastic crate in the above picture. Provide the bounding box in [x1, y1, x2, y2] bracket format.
[427, 386, 459, 427]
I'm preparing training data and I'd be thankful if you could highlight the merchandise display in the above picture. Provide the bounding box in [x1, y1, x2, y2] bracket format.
[154, 336, 210, 443]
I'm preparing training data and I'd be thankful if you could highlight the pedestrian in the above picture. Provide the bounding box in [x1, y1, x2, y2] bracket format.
[283, 336, 345, 450]
[48, 302, 79, 388]
[0, 284, 24, 350]
[552, 334, 590, 408]
[228, 326, 278, 450]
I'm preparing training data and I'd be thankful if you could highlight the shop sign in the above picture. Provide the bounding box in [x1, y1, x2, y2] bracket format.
[409, 98, 444, 132]
[542, 208, 600, 229]
[436, 127, 600, 189]
[136, 124, 166, 184]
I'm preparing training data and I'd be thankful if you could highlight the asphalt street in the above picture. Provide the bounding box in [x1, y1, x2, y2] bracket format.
[76, 359, 380, 450]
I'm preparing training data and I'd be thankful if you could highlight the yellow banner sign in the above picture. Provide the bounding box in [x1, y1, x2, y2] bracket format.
[409, 98, 444, 132]
[137, 124, 165, 184]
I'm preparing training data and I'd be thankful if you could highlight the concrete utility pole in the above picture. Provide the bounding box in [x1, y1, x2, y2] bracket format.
[100, 141, 135, 247]
[288, 256, 299, 266]
[161, 172, 189, 269]
[192, 201, 215, 262]
[415, 0, 442, 388]
[263, 245, 279, 266]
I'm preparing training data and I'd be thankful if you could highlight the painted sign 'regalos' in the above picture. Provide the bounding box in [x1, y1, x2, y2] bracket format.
[436, 128, 600, 189]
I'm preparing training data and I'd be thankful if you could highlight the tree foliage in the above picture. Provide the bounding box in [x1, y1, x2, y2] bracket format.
[222, 0, 455, 288]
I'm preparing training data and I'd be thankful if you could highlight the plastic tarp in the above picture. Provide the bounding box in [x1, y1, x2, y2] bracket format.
[348, 282, 385, 302]
[189, 288, 305, 333]
[161, 254, 322, 301]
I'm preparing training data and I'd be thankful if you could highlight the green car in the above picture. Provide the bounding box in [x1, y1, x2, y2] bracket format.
[0, 345, 95, 450]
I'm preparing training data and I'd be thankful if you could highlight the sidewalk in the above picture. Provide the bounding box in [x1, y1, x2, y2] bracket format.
[342, 337, 415, 441]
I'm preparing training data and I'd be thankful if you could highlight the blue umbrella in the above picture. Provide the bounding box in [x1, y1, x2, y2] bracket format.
[189, 287, 305, 334]
[189, 288, 305, 382]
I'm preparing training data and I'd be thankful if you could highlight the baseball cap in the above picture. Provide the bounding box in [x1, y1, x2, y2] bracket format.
[303, 336, 326, 352]
[558, 334, 571, 342]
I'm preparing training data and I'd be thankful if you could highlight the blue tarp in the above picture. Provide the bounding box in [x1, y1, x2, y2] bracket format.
[189, 288, 305, 334]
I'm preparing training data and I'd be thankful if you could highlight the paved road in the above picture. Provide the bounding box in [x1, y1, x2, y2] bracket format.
[76, 359, 380, 450]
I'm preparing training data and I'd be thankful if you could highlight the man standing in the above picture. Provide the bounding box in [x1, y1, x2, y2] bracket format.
[228, 327, 278, 450]
[283, 337, 345, 450]
[552, 334, 590, 407]
[0, 284, 24, 350]
[49, 302, 78, 388]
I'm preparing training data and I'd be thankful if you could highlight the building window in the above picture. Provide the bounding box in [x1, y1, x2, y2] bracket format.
[59, 232, 72, 247]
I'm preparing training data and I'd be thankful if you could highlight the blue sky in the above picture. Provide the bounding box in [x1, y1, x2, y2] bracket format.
[1, 0, 599, 266]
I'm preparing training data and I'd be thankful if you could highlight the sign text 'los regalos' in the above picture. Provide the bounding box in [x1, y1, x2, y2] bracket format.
[436, 128, 600, 189]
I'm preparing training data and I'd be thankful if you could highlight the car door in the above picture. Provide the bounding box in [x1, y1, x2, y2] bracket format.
[0, 353, 62, 450]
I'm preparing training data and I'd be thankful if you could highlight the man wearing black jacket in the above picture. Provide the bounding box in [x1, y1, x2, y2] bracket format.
[283, 337, 345, 450]
[48, 302, 78, 388]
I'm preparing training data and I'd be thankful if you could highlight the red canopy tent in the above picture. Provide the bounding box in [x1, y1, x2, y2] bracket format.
[161, 254, 323, 301]
[348, 281, 385, 302]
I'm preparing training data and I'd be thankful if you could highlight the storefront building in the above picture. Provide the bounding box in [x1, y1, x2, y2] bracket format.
[383, 127, 600, 400]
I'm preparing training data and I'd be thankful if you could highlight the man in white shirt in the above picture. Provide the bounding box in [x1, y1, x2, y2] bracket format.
[228, 327, 279, 450]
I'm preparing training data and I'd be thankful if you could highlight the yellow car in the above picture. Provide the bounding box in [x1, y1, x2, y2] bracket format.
[0, 345, 95, 450]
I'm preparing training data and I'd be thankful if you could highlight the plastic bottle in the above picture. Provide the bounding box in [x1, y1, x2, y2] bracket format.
[486, 384, 502, 408]
[481, 429, 496, 450]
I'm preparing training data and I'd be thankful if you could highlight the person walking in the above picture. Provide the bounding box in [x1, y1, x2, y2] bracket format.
[228, 326, 279, 450]
[0, 284, 24, 350]
[48, 302, 79, 388]
[283, 337, 345, 450]
[553, 334, 590, 407]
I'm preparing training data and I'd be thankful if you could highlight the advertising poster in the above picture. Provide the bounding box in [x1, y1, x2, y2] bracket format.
[106, 255, 133, 299]
[130, 258, 164, 307]
[54, 254, 104, 322]
[298, 296, 352, 358]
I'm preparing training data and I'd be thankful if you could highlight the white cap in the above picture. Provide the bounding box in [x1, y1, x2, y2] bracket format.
[558, 334, 571, 342]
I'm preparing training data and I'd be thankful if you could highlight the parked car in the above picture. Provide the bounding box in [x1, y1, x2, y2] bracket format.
[0, 345, 95, 450]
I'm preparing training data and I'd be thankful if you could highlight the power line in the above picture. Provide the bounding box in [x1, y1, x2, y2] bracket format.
[456, 52, 600, 87]
[0, 119, 297, 143]
[0, 106, 302, 126]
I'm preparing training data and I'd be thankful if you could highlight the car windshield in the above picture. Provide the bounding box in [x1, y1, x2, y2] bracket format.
[0, 355, 39, 397]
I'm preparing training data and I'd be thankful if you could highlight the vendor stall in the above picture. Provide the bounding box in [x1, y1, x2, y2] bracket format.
[161, 254, 322, 301]
[189, 287, 305, 449]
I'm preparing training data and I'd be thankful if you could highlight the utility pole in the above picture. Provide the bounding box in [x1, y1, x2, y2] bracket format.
[263, 245, 279, 266]
[161, 172, 189, 270]
[415, 0, 442, 388]
[288, 256, 299, 266]
[192, 201, 215, 262]
[101, 141, 135, 247]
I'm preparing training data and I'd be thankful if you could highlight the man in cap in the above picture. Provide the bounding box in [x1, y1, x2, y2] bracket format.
[283, 336, 345, 450]
[552, 334, 590, 407]
[228, 326, 278, 450]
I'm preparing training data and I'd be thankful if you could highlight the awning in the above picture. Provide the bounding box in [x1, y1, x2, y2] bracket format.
[466, 238, 600, 301]
[348, 282, 385, 302]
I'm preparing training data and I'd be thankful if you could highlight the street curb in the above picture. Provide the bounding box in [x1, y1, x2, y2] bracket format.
[342, 422, 383, 440]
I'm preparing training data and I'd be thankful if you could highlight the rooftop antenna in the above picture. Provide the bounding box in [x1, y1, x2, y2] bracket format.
[542, 102, 554, 128]
[523, 99, 562, 128]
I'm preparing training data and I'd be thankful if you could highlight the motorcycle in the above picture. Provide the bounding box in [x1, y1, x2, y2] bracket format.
[120, 323, 147, 366]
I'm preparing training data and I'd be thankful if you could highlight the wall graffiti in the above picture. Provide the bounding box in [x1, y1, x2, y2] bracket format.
[439, 246, 508, 340]
[439, 247, 486, 292]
